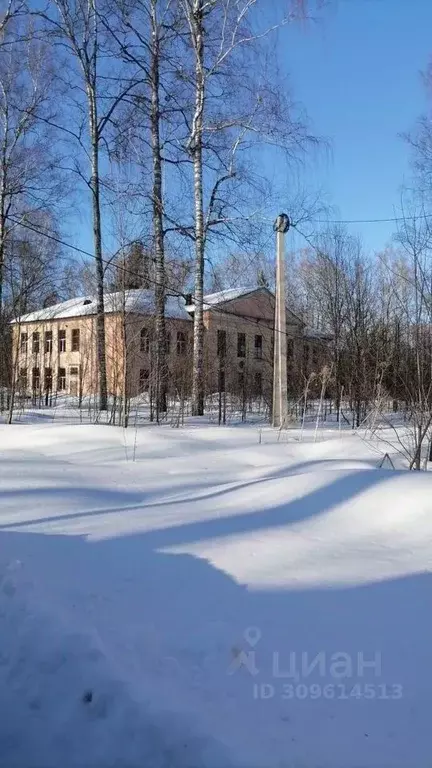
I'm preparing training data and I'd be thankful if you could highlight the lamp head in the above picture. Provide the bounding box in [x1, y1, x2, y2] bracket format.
[273, 213, 290, 233]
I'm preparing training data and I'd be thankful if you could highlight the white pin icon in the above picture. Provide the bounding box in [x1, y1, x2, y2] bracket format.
[244, 626, 262, 647]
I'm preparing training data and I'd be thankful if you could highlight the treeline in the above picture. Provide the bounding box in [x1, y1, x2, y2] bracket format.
[211, 217, 432, 456]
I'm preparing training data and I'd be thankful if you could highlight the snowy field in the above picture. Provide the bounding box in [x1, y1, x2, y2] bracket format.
[0, 417, 431, 767]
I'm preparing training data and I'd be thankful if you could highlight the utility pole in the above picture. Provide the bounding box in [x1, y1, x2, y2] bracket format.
[272, 213, 290, 428]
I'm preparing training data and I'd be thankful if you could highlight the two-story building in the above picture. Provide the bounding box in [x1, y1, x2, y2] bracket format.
[11, 286, 331, 402]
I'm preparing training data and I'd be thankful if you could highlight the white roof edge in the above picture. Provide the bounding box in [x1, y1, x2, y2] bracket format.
[12, 289, 192, 324]
[186, 286, 270, 312]
[186, 287, 305, 327]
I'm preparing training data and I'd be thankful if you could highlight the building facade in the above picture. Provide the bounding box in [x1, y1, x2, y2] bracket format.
[12, 287, 331, 403]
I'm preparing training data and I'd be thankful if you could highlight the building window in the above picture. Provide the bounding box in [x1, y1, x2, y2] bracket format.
[254, 334, 263, 359]
[287, 339, 294, 359]
[177, 331, 186, 355]
[20, 333, 28, 353]
[44, 367, 52, 391]
[237, 332, 246, 358]
[217, 329, 227, 358]
[45, 331, 52, 354]
[58, 329, 66, 353]
[165, 331, 171, 355]
[69, 366, 79, 396]
[71, 328, 80, 352]
[32, 367, 40, 391]
[139, 368, 149, 391]
[140, 327, 150, 353]
[32, 332, 40, 354]
[254, 371, 262, 395]
[238, 370, 245, 390]
[312, 345, 319, 368]
[58, 368, 66, 391]
[19, 367, 27, 390]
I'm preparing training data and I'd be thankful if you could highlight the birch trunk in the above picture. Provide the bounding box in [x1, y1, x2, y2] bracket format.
[150, 0, 167, 417]
[0, 188, 6, 390]
[190, 0, 205, 416]
[0, 135, 8, 392]
[87, 0, 108, 412]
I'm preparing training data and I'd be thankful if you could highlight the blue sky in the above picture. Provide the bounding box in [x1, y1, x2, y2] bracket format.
[273, 0, 432, 251]
[70, 0, 432, 263]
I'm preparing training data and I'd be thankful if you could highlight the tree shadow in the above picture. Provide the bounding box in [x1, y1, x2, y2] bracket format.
[1, 505, 430, 768]
[0, 466, 393, 543]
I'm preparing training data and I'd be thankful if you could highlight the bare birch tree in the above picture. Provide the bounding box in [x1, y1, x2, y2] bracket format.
[102, 0, 185, 418]
[177, 0, 320, 415]
[38, 0, 137, 411]
[0, 17, 62, 395]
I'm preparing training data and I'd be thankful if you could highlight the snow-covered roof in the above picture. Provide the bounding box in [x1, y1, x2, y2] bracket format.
[13, 286, 331, 341]
[201, 287, 259, 308]
[13, 289, 192, 324]
[15, 286, 263, 324]
[185, 286, 269, 312]
[187, 286, 308, 328]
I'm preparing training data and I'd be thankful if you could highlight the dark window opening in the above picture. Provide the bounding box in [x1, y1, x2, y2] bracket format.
[217, 329, 227, 358]
[140, 327, 150, 354]
[58, 367, 66, 391]
[58, 329, 66, 353]
[139, 368, 150, 391]
[32, 332, 40, 354]
[165, 331, 171, 355]
[19, 367, 27, 390]
[20, 333, 28, 353]
[44, 367, 52, 391]
[71, 328, 80, 352]
[45, 331, 53, 354]
[69, 366, 79, 396]
[177, 331, 186, 355]
[237, 332, 246, 358]
[32, 367, 40, 391]
[254, 334, 263, 359]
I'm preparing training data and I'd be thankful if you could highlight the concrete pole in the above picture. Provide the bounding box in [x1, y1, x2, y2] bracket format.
[272, 213, 290, 428]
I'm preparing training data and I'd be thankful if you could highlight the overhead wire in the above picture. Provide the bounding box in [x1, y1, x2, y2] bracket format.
[9, 214, 312, 342]
[16, 205, 425, 339]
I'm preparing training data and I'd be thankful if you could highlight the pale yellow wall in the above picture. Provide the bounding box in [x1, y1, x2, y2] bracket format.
[202, 290, 306, 397]
[13, 315, 97, 397]
[124, 314, 193, 397]
[12, 292, 330, 401]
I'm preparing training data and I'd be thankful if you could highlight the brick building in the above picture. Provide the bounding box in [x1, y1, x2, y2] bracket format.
[11, 286, 330, 402]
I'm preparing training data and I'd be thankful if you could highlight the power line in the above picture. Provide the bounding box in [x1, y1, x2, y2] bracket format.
[258, 212, 432, 227]
[9, 215, 182, 298]
[10, 214, 312, 343]
[312, 213, 432, 225]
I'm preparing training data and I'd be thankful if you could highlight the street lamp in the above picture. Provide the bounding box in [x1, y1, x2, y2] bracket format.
[272, 213, 289, 428]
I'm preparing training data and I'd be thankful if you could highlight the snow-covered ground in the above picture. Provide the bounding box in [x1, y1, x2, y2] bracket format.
[0, 419, 431, 767]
